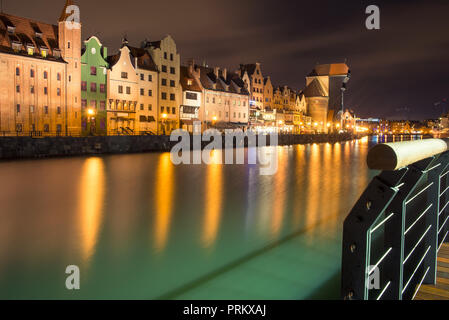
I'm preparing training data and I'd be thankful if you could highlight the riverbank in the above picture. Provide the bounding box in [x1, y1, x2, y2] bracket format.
[0, 133, 368, 161]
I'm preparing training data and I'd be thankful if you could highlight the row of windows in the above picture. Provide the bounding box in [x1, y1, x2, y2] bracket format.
[81, 100, 106, 110]
[140, 74, 153, 82]
[163, 52, 174, 61]
[161, 65, 176, 74]
[16, 85, 61, 96]
[161, 106, 176, 115]
[16, 104, 62, 115]
[16, 123, 63, 133]
[206, 96, 247, 107]
[81, 82, 106, 93]
[140, 104, 153, 111]
[253, 87, 263, 93]
[206, 111, 247, 119]
[161, 92, 176, 101]
[16, 68, 61, 81]
[161, 78, 176, 87]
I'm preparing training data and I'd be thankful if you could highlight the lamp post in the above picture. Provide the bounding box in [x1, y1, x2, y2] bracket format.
[87, 108, 96, 136]
[341, 70, 351, 132]
[162, 113, 168, 135]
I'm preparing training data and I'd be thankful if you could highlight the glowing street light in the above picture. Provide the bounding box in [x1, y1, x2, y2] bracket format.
[87, 108, 95, 116]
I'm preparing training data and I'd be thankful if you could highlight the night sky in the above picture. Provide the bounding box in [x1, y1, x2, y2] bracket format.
[3, 0, 448, 120]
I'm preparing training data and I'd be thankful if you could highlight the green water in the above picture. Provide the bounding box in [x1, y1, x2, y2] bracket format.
[0, 137, 378, 299]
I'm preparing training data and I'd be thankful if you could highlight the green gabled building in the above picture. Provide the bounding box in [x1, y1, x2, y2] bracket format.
[81, 36, 109, 136]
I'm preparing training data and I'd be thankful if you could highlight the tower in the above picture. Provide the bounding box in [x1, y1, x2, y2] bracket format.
[58, 0, 81, 135]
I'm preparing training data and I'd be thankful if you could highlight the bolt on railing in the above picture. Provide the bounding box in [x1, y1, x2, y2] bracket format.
[341, 138, 449, 300]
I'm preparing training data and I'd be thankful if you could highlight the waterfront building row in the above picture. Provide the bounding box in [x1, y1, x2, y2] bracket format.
[0, 0, 352, 137]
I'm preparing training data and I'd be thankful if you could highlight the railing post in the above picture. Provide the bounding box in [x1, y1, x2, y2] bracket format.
[382, 158, 434, 299]
[424, 153, 449, 284]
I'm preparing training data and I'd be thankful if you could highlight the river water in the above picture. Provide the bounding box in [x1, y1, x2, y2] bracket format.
[0, 135, 414, 299]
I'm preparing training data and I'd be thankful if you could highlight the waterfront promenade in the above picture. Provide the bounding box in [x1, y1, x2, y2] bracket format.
[0, 133, 369, 161]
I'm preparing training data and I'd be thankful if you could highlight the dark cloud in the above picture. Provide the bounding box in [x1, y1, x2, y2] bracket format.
[4, 0, 448, 119]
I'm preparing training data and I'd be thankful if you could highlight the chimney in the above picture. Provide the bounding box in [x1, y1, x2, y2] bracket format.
[222, 68, 227, 79]
[214, 67, 220, 78]
[188, 59, 194, 75]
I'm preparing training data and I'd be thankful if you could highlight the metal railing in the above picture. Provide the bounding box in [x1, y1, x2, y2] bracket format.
[341, 138, 449, 300]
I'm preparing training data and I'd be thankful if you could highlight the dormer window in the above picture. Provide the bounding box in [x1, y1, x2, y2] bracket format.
[27, 46, 34, 55]
[12, 42, 21, 52]
[7, 26, 15, 34]
[41, 49, 48, 58]
[187, 79, 193, 86]
[53, 49, 61, 58]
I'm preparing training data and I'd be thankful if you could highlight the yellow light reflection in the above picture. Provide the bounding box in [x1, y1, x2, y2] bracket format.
[271, 147, 286, 237]
[78, 157, 105, 263]
[202, 150, 223, 248]
[154, 153, 174, 252]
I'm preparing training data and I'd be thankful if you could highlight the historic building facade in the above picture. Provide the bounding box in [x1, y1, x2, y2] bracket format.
[237, 63, 264, 126]
[180, 65, 202, 133]
[142, 36, 181, 135]
[193, 64, 249, 131]
[0, 1, 81, 136]
[106, 45, 138, 135]
[81, 36, 108, 136]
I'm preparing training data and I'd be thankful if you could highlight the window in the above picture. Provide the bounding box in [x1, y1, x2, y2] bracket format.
[148, 75, 152, 82]
[16, 104, 21, 113]
[81, 81, 87, 91]
[140, 104, 144, 111]
[30, 69, 34, 78]
[44, 124, 49, 132]
[121, 72, 128, 79]
[140, 74, 144, 81]
[30, 105, 35, 113]
[57, 107, 61, 115]
[162, 92, 167, 100]
[126, 87, 131, 94]
[69, 75, 71, 82]
[170, 94, 175, 101]
[162, 78, 167, 86]
[170, 80, 175, 87]
[57, 73, 61, 81]
[148, 104, 152, 111]
[172, 107, 176, 114]
[186, 92, 197, 100]
[164, 52, 168, 59]
[44, 87, 48, 95]
[90, 100, 97, 109]
[68, 42, 71, 49]
[148, 89, 153, 96]
[43, 71, 48, 79]
[140, 88, 145, 96]
[81, 99, 87, 108]
[170, 67, 175, 74]
[27, 47, 34, 55]
[44, 106, 49, 114]
[118, 85, 123, 94]
[16, 124, 23, 132]
[56, 124, 62, 133]
[91, 83, 97, 92]
[16, 67, 20, 76]
[170, 53, 173, 61]
[16, 85, 20, 93]
[161, 65, 167, 72]
[30, 86, 35, 94]
[100, 84, 106, 93]
[90, 67, 97, 75]
[161, 106, 165, 113]
[57, 88, 61, 96]
[166, 108, 170, 114]
[100, 101, 106, 111]
[212, 97, 216, 104]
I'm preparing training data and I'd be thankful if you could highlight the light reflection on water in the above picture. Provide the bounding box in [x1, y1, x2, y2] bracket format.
[0, 136, 384, 299]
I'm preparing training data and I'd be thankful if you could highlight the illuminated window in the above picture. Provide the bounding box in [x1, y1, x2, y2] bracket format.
[16, 67, 20, 76]
[27, 47, 34, 55]
[41, 49, 47, 58]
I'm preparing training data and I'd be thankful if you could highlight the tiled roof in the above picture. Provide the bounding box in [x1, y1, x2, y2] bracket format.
[0, 12, 64, 62]
[303, 79, 328, 98]
[107, 44, 158, 72]
[308, 63, 349, 76]
[180, 66, 202, 92]
[196, 65, 249, 95]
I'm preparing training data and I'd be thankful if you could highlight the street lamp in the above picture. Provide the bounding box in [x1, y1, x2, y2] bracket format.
[87, 108, 96, 136]
[162, 113, 168, 135]
[341, 69, 351, 131]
